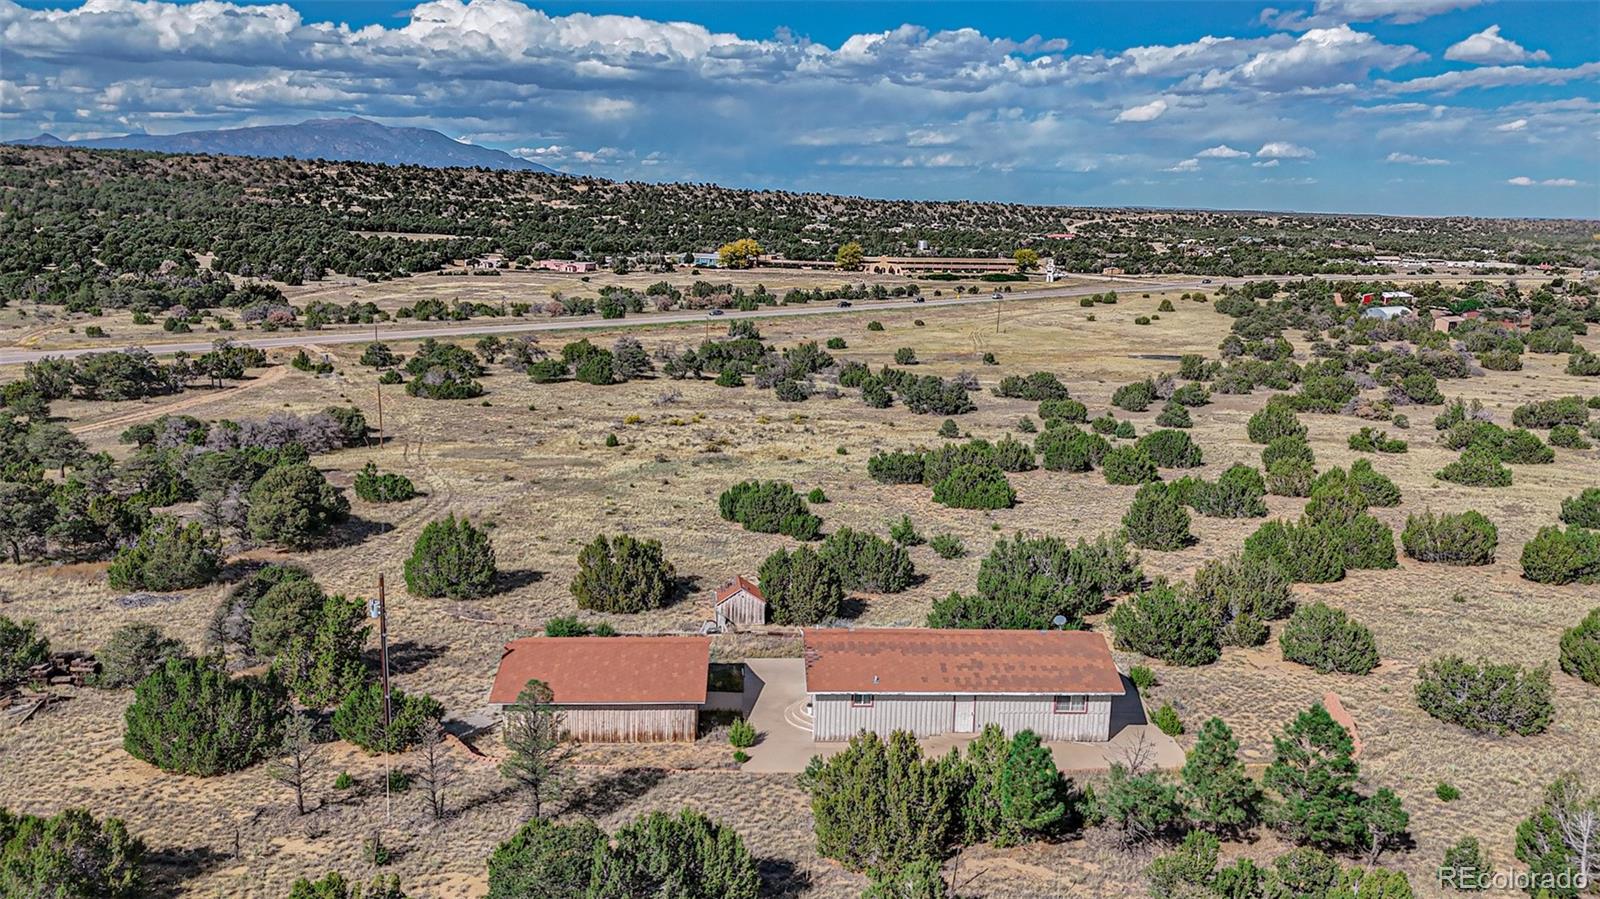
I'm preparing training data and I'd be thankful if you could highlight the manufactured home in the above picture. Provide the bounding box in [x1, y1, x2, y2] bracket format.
[489, 636, 710, 742]
[803, 628, 1125, 742]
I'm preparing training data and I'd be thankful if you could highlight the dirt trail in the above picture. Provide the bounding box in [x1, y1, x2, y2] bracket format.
[67, 362, 293, 436]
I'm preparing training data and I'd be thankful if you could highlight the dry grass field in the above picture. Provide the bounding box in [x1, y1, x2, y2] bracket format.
[1, 284, 1596, 898]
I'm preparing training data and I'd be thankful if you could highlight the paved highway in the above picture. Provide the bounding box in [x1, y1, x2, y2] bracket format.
[0, 277, 1234, 365]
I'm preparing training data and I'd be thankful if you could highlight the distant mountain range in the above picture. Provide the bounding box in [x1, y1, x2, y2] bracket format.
[5, 117, 558, 173]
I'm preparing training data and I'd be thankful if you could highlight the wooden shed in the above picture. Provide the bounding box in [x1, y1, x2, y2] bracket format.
[803, 628, 1125, 742]
[713, 576, 766, 630]
[489, 636, 710, 742]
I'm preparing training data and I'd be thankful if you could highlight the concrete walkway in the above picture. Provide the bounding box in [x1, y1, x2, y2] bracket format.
[738, 659, 1184, 775]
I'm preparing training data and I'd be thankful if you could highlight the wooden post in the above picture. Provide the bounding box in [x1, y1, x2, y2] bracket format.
[374, 378, 384, 448]
[371, 575, 393, 825]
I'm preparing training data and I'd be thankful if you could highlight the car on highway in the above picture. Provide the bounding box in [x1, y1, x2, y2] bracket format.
[1202, 278, 1212, 284]
[837, 300, 852, 308]
[707, 309, 724, 316]
[913, 296, 925, 303]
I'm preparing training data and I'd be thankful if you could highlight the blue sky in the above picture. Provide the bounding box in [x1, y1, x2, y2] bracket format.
[2, 0, 1596, 217]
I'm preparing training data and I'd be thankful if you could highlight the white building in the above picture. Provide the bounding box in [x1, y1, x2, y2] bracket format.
[1361, 305, 1414, 321]
[803, 628, 1125, 742]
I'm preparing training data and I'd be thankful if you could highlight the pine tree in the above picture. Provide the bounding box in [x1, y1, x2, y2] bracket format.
[500, 680, 571, 819]
[1182, 717, 1260, 836]
[959, 725, 1008, 843]
[268, 711, 325, 815]
[1263, 703, 1369, 851]
[996, 730, 1067, 845]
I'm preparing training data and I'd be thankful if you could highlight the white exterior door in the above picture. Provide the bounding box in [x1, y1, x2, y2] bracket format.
[953, 696, 976, 733]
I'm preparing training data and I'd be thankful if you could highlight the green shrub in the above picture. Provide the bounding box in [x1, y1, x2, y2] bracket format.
[1137, 430, 1203, 468]
[247, 463, 351, 548]
[106, 516, 221, 592]
[1122, 483, 1193, 550]
[806, 487, 829, 504]
[1548, 424, 1591, 449]
[404, 514, 497, 599]
[928, 527, 960, 556]
[1102, 447, 1159, 485]
[1436, 448, 1511, 487]
[1247, 401, 1306, 444]
[572, 534, 676, 613]
[927, 533, 1115, 630]
[1114, 420, 1137, 439]
[1414, 656, 1553, 735]
[1112, 379, 1156, 412]
[992, 435, 1035, 472]
[932, 463, 1015, 510]
[1035, 427, 1107, 472]
[867, 321, 884, 332]
[889, 515, 924, 546]
[1279, 603, 1379, 675]
[1189, 553, 1293, 647]
[1348, 427, 1407, 453]
[487, 818, 607, 899]
[1519, 525, 1600, 585]
[1559, 608, 1600, 686]
[1244, 520, 1345, 583]
[353, 461, 417, 503]
[1037, 397, 1088, 425]
[718, 480, 821, 539]
[1128, 665, 1157, 691]
[994, 371, 1070, 401]
[1566, 351, 1600, 376]
[728, 718, 757, 748]
[123, 657, 287, 775]
[1562, 488, 1600, 528]
[826, 337, 847, 350]
[1188, 465, 1267, 518]
[1349, 459, 1402, 507]
[0, 807, 145, 899]
[1155, 401, 1192, 429]
[1261, 436, 1314, 470]
[0, 616, 50, 687]
[1435, 782, 1461, 802]
[758, 546, 843, 624]
[1441, 836, 1489, 890]
[1265, 459, 1315, 497]
[819, 528, 915, 592]
[97, 624, 188, 689]
[867, 450, 927, 485]
[1109, 581, 1219, 666]
[333, 682, 445, 753]
[1152, 703, 1184, 736]
[592, 809, 759, 897]
[1511, 396, 1588, 429]
[1401, 511, 1497, 565]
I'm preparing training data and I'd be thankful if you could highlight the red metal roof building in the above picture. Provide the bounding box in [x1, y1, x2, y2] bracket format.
[490, 636, 710, 742]
[802, 628, 1125, 742]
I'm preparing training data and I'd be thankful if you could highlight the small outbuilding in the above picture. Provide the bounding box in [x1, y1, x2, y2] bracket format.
[803, 628, 1126, 742]
[489, 636, 710, 742]
[1361, 305, 1414, 321]
[713, 576, 766, 630]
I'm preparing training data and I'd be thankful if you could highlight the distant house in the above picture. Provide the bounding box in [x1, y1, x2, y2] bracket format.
[1381, 290, 1414, 302]
[692, 252, 721, 268]
[803, 628, 1125, 742]
[713, 576, 766, 630]
[489, 636, 710, 742]
[1361, 305, 1413, 321]
[534, 259, 597, 273]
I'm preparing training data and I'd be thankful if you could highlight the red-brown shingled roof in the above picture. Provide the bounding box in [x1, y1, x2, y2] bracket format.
[715, 575, 764, 604]
[802, 628, 1125, 696]
[489, 636, 710, 705]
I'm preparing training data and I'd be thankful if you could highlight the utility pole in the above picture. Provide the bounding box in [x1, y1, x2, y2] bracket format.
[995, 292, 1002, 333]
[374, 378, 384, 449]
[369, 576, 393, 824]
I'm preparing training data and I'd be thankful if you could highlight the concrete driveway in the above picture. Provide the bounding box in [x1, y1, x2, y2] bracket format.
[737, 660, 1183, 775]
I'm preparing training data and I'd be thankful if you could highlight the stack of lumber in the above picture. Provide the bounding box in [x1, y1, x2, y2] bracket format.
[24, 651, 100, 688]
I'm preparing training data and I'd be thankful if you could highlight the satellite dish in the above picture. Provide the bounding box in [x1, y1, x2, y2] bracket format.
[1051, 615, 1068, 629]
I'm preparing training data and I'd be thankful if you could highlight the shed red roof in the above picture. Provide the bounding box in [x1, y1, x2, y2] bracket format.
[803, 628, 1125, 696]
[489, 636, 710, 705]
[715, 575, 764, 604]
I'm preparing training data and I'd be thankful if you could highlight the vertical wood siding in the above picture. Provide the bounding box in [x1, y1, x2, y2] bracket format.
[559, 704, 698, 742]
[812, 694, 1112, 742]
[714, 592, 766, 629]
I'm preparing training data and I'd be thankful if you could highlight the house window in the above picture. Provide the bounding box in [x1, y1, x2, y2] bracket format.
[850, 694, 875, 707]
[1053, 694, 1087, 714]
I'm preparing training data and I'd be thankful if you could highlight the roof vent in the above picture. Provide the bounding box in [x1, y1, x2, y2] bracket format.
[873, 674, 880, 684]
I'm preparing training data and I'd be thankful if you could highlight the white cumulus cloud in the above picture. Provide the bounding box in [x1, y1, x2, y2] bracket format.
[1257, 141, 1316, 158]
[1444, 26, 1549, 65]
[1386, 152, 1449, 165]
[1114, 98, 1168, 122]
[1197, 144, 1250, 158]
[1495, 118, 1528, 131]
[1507, 176, 1581, 187]
[1165, 158, 1200, 172]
